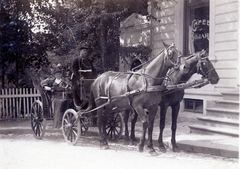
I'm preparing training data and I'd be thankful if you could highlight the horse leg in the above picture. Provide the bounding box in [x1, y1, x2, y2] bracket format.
[97, 106, 109, 150]
[130, 111, 138, 144]
[171, 103, 180, 152]
[124, 109, 130, 143]
[146, 106, 158, 156]
[158, 105, 168, 152]
[134, 106, 147, 153]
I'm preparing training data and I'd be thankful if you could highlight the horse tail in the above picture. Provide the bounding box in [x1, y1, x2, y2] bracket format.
[85, 89, 96, 112]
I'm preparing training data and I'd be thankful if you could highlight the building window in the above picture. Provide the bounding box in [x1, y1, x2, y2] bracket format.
[184, 99, 203, 113]
[184, 0, 209, 55]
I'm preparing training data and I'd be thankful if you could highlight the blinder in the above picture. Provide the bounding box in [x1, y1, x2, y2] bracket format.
[164, 43, 182, 69]
[196, 52, 215, 79]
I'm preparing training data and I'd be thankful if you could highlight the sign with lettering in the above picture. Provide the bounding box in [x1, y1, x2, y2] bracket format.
[190, 18, 209, 52]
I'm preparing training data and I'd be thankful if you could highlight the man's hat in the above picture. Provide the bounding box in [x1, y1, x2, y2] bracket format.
[52, 63, 62, 74]
[79, 42, 89, 50]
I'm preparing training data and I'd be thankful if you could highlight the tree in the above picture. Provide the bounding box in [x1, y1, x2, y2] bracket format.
[1, 0, 151, 88]
[32, 0, 149, 73]
[0, 0, 49, 88]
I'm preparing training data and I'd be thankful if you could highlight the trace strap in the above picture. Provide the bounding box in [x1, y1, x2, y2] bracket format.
[164, 78, 209, 95]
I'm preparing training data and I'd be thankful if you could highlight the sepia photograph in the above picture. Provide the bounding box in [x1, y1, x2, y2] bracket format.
[0, 0, 239, 168]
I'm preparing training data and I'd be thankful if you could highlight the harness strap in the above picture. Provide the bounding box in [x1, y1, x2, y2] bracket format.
[95, 72, 166, 103]
[164, 78, 209, 95]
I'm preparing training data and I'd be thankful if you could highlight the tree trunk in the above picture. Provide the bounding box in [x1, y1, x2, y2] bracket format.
[100, 13, 120, 72]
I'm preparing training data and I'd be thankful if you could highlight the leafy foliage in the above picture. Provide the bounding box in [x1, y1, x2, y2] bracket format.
[0, 0, 153, 88]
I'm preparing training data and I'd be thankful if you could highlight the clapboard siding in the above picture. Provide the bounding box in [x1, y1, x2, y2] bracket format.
[216, 69, 238, 79]
[152, 24, 175, 34]
[215, 79, 237, 90]
[153, 32, 174, 41]
[215, 50, 238, 60]
[215, 60, 238, 69]
[215, 12, 238, 24]
[214, 0, 239, 92]
[215, 41, 238, 51]
[155, 7, 174, 17]
[215, 22, 238, 33]
[151, 1, 175, 57]
[215, 1, 238, 14]
[215, 31, 238, 42]
[216, 0, 238, 6]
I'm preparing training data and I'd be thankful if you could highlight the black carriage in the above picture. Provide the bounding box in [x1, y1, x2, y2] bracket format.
[30, 71, 124, 142]
[62, 72, 124, 145]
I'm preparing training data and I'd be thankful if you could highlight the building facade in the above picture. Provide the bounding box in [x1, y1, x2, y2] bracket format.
[120, 0, 239, 136]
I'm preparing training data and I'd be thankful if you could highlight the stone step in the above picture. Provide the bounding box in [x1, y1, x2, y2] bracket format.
[221, 91, 239, 101]
[197, 116, 239, 130]
[189, 124, 239, 137]
[208, 100, 239, 110]
[206, 108, 239, 119]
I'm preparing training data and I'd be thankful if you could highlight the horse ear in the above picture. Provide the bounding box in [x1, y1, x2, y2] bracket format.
[205, 48, 209, 55]
[162, 41, 170, 48]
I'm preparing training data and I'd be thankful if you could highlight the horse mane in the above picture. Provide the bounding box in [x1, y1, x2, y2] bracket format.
[132, 49, 165, 72]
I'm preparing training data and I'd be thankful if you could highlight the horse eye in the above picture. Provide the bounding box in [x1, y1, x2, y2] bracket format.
[202, 62, 207, 66]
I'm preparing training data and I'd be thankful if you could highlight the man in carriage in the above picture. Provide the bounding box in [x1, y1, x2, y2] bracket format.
[71, 42, 97, 109]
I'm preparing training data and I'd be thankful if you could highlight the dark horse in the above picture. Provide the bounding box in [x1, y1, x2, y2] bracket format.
[124, 49, 219, 152]
[85, 43, 189, 155]
[158, 50, 219, 152]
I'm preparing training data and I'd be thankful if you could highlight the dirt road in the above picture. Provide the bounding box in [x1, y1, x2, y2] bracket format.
[0, 132, 238, 169]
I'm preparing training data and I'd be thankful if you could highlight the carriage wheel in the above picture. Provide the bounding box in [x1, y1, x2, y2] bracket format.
[105, 111, 124, 141]
[62, 109, 81, 145]
[30, 100, 46, 139]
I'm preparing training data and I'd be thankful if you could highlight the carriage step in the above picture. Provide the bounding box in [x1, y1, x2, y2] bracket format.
[197, 116, 239, 130]
[206, 108, 239, 119]
[188, 124, 239, 137]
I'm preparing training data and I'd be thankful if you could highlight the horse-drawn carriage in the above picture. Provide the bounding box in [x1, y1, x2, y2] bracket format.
[31, 42, 219, 155]
[30, 60, 124, 142]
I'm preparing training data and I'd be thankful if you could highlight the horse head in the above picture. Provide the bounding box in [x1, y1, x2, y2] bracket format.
[173, 49, 219, 85]
[163, 42, 181, 68]
[195, 49, 219, 84]
[164, 55, 190, 86]
[162, 42, 190, 86]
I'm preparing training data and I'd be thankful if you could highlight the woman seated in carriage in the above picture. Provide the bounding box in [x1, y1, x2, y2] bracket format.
[41, 63, 72, 128]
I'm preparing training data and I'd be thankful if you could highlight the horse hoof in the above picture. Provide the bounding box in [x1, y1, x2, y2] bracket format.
[173, 146, 180, 152]
[158, 146, 167, 153]
[131, 140, 138, 146]
[148, 149, 158, 156]
[149, 150, 159, 156]
[100, 145, 110, 150]
[123, 140, 129, 145]
[137, 144, 144, 152]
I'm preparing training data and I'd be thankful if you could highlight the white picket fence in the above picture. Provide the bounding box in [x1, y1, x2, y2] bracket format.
[0, 88, 41, 119]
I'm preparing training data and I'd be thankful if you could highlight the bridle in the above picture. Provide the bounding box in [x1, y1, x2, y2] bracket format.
[164, 44, 181, 69]
[196, 52, 215, 79]
[164, 55, 188, 85]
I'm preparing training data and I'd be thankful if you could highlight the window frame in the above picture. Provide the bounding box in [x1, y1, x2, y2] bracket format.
[184, 0, 209, 55]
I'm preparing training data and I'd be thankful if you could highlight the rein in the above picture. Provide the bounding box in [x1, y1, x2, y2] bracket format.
[164, 78, 210, 95]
